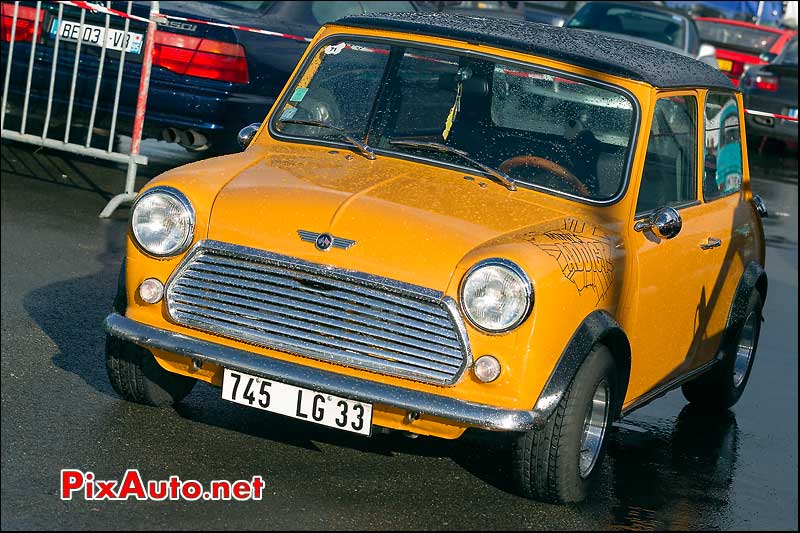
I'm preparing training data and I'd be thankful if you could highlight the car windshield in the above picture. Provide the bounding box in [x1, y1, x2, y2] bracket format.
[566, 3, 687, 50]
[271, 40, 637, 202]
[696, 21, 780, 54]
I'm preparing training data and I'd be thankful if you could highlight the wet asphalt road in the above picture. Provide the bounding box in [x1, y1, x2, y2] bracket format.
[1, 139, 797, 530]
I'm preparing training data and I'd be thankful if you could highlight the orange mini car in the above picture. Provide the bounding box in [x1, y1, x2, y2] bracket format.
[104, 13, 768, 503]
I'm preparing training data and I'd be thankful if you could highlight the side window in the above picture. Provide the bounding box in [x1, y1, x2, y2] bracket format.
[704, 92, 743, 200]
[636, 95, 698, 214]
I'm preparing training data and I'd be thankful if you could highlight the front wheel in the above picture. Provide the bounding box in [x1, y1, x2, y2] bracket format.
[682, 291, 763, 410]
[106, 335, 196, 407]
[512, 344, 616, 503]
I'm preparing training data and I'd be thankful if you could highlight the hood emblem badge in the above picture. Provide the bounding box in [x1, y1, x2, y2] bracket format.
[297, 230, 356, 252]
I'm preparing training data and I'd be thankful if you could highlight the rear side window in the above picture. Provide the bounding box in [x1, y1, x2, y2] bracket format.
[704, 92, 743, 200]
[636, 96, 697, 214]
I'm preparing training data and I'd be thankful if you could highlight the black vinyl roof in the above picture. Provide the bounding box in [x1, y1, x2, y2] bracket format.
[335, 12, 734, 90]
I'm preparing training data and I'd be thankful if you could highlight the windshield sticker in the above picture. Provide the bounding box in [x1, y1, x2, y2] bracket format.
[324, 42, 346, 55]
[524, 218, 614, 304]
[280, 107, 298, 120]
[289, 87, 308, 102]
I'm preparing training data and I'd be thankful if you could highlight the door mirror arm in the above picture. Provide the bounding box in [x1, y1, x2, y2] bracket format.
[634, 206, 683, 239]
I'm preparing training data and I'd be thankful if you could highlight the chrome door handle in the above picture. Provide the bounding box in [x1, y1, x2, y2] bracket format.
[700, 237, 722, 250]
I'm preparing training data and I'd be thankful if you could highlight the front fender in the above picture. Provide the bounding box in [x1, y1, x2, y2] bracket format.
[533, 310, 630, 421]
[442, 216, 627, 414]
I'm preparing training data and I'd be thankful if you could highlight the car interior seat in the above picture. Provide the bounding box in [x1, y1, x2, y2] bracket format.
[596, 150, 626, 198]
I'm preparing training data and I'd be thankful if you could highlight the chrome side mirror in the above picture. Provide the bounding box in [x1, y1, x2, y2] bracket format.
[753, 194, 768, 217]
[237, 123, 261, 151]
[634, 206, 682, 239]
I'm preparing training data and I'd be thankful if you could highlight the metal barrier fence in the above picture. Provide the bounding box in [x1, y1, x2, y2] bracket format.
[1, 0, 158, 217]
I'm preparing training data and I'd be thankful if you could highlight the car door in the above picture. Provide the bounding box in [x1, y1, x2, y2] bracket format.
[689, 90, 750, 369]
[625, 93, 718, 400]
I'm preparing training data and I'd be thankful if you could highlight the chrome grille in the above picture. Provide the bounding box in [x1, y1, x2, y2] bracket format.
[165, 241, 471, 385]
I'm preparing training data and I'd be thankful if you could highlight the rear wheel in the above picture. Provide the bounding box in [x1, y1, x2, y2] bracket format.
[512, 345, 616, 503]
[682, 291, 762, 410]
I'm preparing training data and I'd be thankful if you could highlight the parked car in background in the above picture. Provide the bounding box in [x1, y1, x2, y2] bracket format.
[0, 0, 416, 155]
[566, 1, 719, 67]
[666, 0, 786, 26]
[522, 1, 583, 26]
[695, 17, 796, 86]
[104, 11, 767, 505]
[740, 36, 798, 144]
[413, 1, 525, 20]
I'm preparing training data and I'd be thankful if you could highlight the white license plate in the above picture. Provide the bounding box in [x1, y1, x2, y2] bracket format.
[222, 369, 373, 436]
[50, 19, 143, 54]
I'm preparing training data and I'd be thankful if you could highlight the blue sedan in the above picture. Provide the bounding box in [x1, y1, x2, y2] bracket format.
[1, 1, 416, 155]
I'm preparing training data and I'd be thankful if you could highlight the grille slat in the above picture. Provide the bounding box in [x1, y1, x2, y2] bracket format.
[172, 310, 456, 383]
[173, 278, 461, 348]
[170, 293, 464, 369]
[165, 242, 471, 385]
[179, 267, 457, 336]
[171, 285, 464, 358]
[196, 254, 451, 320]
[186, 261, 454, 328]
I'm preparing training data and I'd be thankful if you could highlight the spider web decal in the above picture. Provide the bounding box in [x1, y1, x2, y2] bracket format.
[524, 218, 614, 304]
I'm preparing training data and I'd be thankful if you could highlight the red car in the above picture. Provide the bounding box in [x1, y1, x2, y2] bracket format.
[695, 17, 796, 87]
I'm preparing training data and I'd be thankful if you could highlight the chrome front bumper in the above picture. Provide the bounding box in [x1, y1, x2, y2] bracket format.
[104, 313, 544, 432]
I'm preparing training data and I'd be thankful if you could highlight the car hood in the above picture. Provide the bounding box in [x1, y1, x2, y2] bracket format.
[207, 147, 571, 291]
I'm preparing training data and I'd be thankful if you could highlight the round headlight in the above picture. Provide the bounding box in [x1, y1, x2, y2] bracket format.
[131, 187, 194, 257]
[460, 259, 532, 333]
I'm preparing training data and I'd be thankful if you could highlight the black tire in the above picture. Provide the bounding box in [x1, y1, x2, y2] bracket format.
[682, 291, 763, 410]
[106, 336, 196, 407]
[512, 344, 616, 504]
[105, 261, 195, 406]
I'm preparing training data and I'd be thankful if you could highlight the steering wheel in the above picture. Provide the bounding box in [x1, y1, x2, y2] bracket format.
[499, 155, 589, 197]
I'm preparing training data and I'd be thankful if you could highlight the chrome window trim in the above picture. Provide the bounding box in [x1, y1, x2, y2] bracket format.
[634, 199, 701, 220]
[267, 33, 642, 207]
[458, 258, 533, 335]
[129, 186, 195, 259]
[164, 240, 473, 386]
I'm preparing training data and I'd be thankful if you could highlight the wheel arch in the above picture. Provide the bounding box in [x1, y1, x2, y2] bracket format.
[533, 309, 631, 422]
[720, 260, 767, 358]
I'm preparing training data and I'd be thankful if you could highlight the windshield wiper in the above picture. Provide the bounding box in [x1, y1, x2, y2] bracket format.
[389, 140, 516, 191]
[279, 118, 375, 160]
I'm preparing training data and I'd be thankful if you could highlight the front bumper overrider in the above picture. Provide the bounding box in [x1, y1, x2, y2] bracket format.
[104, 313, 545, 432]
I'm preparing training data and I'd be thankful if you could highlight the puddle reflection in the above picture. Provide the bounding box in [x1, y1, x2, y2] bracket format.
[605, 404, 738, 530]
